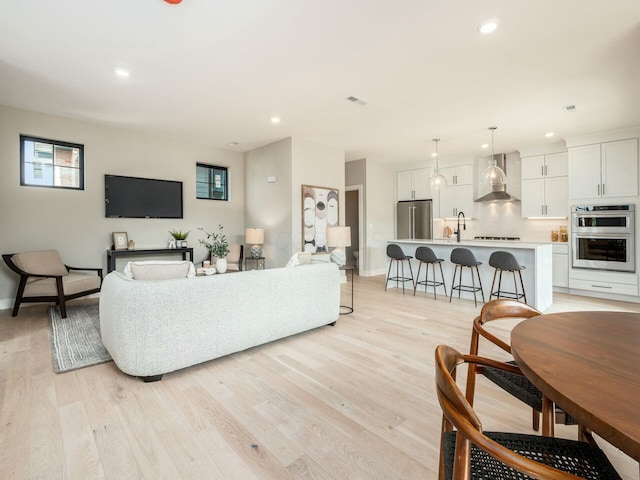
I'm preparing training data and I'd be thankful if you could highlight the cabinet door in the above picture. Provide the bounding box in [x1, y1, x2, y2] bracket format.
[397, 170, 414, 201]
[521, 178, 545, 217]
[545, 176, 568, 217]
[413, 167, 432, 200]
[569, 144, 601, 199]
[552, 253, 569, 287]
[521, 155, 545, 180]
[454, 164, 474, 185]
[601, 138, 638, 198]
[438, 185, 456, 218]
[455, 184, 474, 218]
[545, 152, 568, 177]
[440, 166, 456, 185]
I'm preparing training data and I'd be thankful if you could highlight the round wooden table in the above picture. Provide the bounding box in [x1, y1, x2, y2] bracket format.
[511, 311, 640, 462]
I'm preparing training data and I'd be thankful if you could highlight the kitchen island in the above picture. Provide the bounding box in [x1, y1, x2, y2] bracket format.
[388, 239, 553, 311]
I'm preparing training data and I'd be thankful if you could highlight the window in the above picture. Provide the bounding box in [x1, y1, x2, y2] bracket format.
[196, 163, 228, 200]
[20, 135, 84, 190]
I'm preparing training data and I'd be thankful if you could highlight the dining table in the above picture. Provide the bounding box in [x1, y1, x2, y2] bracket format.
[511, 310, 640, 463]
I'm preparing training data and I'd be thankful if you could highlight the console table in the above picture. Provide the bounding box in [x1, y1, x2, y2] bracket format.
[107, 247, 194, 273]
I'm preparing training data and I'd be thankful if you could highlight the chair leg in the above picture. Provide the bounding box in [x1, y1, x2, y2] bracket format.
[476, 266, 485, 303]
[12, 277, 28, 317]
[533, 408, 540, 432]
[56, 277, 67, 319]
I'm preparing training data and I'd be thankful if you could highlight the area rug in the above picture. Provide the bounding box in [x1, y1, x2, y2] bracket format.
[48, 302, 112, 373]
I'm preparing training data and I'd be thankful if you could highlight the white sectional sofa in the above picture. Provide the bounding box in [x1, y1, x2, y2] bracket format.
[99, 262, 340, 381]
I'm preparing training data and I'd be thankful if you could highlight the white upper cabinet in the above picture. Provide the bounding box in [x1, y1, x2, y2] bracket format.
[441, 164, 473, 186]
[521, 151, 568, 217]
[436, 164, 474, 218]
[397, 167, 432, 201]
[569, 138, 638, 199]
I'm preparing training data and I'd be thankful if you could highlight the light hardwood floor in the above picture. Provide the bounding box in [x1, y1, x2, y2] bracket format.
[1, 274, 639, 479]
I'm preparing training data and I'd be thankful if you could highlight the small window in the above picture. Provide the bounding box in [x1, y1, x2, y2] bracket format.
[20, 135, 84, 190]
[196, 163, 228, 201]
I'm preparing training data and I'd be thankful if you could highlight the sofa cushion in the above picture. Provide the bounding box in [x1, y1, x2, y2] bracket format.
[23, 273, 101, 297]
[12, 250, 68, 277]
[124, 261, 195, 280]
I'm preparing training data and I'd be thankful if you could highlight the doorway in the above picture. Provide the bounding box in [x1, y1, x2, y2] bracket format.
[345, 185, 363, 275]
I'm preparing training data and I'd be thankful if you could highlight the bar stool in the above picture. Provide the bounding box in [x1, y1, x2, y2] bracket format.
[385, 244, 414, 294]
[413, 246, 447, 299]
[449, 247, 485, 307]
[489, 251, 527, 304]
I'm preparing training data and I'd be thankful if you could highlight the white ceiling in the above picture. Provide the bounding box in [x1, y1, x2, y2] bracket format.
[1, 0, 639, 165]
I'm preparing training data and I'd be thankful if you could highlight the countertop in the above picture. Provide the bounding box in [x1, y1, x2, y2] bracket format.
[393, 238, 553, 249]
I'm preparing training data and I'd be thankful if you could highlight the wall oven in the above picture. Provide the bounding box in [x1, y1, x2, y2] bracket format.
[571, 205, 635, 272]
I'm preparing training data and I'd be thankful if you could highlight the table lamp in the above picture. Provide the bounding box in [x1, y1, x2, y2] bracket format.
[245, 228, 264, 258]
[326, 226, 351, 266]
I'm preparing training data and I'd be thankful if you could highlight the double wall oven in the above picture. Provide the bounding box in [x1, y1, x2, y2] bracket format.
[571, 205, 635, 272]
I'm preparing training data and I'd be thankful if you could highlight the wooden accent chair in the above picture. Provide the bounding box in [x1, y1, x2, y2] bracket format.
[435, 345, 621, 480]
[2, 250, 103, 319]
[226, 244, 243, 271]
[465, 299, 548, 431]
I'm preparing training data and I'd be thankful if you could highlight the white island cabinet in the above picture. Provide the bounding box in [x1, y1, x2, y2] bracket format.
[387, 239, 553, 311]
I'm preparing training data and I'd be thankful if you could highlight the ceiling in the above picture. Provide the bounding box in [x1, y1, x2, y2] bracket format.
[1, 0, 639, 165]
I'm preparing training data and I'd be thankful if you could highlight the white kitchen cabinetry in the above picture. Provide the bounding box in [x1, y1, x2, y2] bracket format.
[552, 243, 569, 288]
[569, 268, 638, 297]
[521, 152, 569, 218]
[397, 168, 431, 201]
[568, 138, 638, 199]
[437, 164, 473, 218]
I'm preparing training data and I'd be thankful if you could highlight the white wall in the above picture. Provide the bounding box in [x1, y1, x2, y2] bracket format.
[0, 105, 245, 307]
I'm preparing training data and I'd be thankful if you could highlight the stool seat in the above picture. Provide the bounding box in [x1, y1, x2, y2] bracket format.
[414, 246, 447, 299]
[385, 244, 414, 294]
[489, 251, 527, 303]
[449, 247, 485, 307]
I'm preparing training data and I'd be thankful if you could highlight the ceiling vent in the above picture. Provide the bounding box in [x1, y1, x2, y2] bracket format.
[346, 96, 368, 106]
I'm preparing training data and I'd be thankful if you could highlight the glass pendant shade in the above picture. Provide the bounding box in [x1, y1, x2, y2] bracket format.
[481, 126, 507, 185]
[429, 138, 448, 189]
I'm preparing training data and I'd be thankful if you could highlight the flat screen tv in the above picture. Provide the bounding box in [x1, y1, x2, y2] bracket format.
[105, 174, 183, 218]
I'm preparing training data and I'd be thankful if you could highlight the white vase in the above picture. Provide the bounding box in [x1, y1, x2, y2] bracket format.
[215, 257, 228, 274]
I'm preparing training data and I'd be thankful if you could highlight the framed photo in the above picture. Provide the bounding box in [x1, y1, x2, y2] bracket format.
[113, 232, 129, 251]
[302, 185, 339, 252]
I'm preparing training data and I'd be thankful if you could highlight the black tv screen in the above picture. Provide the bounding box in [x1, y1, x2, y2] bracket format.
[105, 174, 183, 218]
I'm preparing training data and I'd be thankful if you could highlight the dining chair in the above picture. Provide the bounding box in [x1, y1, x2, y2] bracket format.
[465, 298, 575, 433]
[435, 344, 622, 480]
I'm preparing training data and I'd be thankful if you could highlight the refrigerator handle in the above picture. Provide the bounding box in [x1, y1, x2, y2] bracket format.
[411, 206, 416, 239]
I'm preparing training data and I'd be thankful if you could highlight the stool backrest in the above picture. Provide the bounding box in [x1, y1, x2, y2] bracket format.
[489, 251, 522, 271]
[386, 244, 406, 260]
[450, 248, 478, 266]
[415, 246, 438, 263]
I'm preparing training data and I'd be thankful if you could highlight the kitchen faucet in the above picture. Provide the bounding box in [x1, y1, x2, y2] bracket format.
[455, 211, 466, 243]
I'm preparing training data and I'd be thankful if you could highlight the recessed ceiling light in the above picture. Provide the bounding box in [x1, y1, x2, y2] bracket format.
[430, 152, 438, 158]
[479, 21, 498, 34]
[481, 143, 489, 149]
[114, 68, 130, 78]
[270, 116, 281, 124]
[545, 132, 555, 138]
[226, 141, 239, 147]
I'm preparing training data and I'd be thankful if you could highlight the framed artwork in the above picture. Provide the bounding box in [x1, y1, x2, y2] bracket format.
[302, 185, 339, 252]
[112, 232, 129, 251]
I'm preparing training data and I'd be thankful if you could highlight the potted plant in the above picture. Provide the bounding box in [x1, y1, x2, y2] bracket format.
[198, 225, 230, 273]
[169, 229, 190, 247]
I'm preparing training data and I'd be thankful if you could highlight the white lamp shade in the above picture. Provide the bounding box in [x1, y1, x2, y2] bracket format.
[245, 228, 264, 245]
[326, 226, 351, 248]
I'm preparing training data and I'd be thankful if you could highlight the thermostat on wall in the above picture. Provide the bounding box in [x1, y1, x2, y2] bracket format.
[267, 176, 277, 183]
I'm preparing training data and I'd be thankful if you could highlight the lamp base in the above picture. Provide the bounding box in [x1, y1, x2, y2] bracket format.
[250, 244, 262, 258]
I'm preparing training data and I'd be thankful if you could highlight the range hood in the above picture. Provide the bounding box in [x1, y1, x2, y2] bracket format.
[474, 154, 520, 203]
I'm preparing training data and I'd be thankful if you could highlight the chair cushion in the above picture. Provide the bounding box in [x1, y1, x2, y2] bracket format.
[124, 261, 195, 280]
[23, 273, 101, 297]
[12, 250, 68, 277]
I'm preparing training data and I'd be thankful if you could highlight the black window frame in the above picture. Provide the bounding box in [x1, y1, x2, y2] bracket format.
[196, 163, 229, 201]
[20, 134, 85, 190]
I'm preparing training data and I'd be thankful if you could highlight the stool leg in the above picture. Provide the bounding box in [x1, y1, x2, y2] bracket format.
[449, 265, 457, 303]
[469, 266, 478, 307]
[457, 265, 463, 299]
[513, 270, 520, 302]
[431, 262, 437, 300]
[490, 268, 498, 299]
[439, 262, 447, 297]
[414, 262, 422, 296]
[385, 260, 393, 291]
[407, 260, 414, 291]
[476, 266, 485, 303]
[519, 270, 527, 304]
[497, 270, 503, 299]
[401, 260, 405, 294]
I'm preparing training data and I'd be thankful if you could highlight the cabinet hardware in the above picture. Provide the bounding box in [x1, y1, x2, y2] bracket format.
[591, 284, 613, 289]
[602, 184, 605, 195]
[544, 165, 548, 176]
[597, 184, 600, 196]
[541, 166, 544, 177]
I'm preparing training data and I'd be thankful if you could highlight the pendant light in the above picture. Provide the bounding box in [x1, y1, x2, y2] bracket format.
[429, 138, 448, 189]
[481, 126, 507, 186]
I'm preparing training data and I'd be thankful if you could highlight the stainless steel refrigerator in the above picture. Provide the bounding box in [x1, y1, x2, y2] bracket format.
[396, 200, 433, 239]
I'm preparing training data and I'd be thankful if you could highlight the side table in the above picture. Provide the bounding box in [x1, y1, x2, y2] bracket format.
[339, 264, 354, 314]
[245, 256, 265, 270]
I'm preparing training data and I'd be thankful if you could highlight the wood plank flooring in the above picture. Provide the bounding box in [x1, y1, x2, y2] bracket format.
[1, 274, 639, 479]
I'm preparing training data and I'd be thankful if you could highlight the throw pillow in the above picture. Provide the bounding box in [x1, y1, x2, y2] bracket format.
[124, 260, 196, 280]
